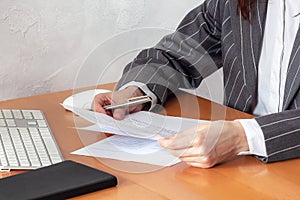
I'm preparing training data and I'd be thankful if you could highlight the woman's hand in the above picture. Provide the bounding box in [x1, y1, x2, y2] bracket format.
[159, 121, 249, 168]
[92, 86, 145, 120]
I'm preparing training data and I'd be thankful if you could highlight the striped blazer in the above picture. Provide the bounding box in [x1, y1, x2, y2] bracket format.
[116, 0, 300, 163]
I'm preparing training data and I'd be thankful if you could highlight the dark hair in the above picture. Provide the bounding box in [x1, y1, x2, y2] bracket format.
[237, 1, 299, 20]
[237, 0, 253, 20]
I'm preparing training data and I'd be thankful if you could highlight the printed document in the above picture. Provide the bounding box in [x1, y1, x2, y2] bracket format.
[64, 105, 206, 166]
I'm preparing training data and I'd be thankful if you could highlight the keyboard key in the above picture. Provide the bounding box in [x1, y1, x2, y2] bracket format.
[19, 160, 30, 166]
[27, 121, 37, 125]
[12, 110, 23, 119]
[0, 141, 8, 166]
[6, 119, 16, 127]
[32, 111, 43, 120]
[2, 110, 13, 119]
[22, 111, 33, 119]
[39, 128, 51, 136]
[30, 159, 41, 167]
[0, 119, 6, 126]
[37, 120, 47, 127]
[0, 127, 8, 133]
[43, 137, 60, 156]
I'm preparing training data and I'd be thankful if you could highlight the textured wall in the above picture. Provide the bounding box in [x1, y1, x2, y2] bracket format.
[0, 0, 208, 100]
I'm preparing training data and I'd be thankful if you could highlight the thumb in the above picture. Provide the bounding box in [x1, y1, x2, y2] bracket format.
[112, 108, 127, 120]
[158, 136, 173, 148]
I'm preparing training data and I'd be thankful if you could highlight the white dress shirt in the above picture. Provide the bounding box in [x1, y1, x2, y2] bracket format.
[121, 0, 300, 157]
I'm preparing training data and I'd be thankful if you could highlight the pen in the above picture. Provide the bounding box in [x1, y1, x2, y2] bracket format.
[103, 95, 152, 110]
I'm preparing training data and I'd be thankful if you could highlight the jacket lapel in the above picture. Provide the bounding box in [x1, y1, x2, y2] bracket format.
[228, 1, 268, 109]
[283, 26, 300, 110]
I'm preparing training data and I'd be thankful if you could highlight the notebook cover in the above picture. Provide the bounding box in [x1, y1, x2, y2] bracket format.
[0, 160, 117, 200]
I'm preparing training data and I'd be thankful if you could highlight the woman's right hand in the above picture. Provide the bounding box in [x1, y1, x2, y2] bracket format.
[92, 86, 145, 120]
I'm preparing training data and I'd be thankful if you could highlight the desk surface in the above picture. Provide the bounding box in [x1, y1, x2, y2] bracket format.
[1, 83, 299, 200]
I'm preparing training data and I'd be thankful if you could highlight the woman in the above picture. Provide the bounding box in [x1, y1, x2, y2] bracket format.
[93, 0, 300, 168]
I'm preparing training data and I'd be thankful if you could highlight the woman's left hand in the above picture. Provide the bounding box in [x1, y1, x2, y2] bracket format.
[158, 121, 249, 168]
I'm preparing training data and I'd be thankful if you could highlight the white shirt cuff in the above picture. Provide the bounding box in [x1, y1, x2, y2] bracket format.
[118, 81, 157, 111]
[234, 118, 267, 157]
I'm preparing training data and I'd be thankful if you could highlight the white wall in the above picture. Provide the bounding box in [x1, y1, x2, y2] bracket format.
[1, 0, 224, 104]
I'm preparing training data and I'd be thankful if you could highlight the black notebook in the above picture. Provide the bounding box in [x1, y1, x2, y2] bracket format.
[0, 160, 117, 200]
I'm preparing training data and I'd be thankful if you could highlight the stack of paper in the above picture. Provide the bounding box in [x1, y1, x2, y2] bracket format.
[64, 105, 205, 166]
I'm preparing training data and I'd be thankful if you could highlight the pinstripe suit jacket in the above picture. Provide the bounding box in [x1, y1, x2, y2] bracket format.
[116, 0, 300, 163]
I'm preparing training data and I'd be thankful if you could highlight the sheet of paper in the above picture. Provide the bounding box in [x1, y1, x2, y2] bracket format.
[65, 105, 206, 140]
[72, 135, 181, 166]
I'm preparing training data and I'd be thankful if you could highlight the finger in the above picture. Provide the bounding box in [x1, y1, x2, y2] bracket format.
[92, 95, 112, 113]
[158, 127, 202, 150]
[131, 104, 144, 113]
[180, 154, 212, 163]
[112, 107, 127, 120]
[112, 103, 145, 120]
[186, 162, 215, 169]
[183, 149, 237, 168]
[163, 146, 202, 158]
[182, 155, 217, 168]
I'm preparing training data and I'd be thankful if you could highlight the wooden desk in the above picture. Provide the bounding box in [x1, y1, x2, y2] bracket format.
[1, 83, 299, 199]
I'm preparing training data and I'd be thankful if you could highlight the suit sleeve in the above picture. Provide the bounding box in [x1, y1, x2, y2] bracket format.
[255, 109, 300, 162]
[116, 0, 223, 105]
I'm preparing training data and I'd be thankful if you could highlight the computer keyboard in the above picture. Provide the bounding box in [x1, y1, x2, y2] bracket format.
[0, 109, 63, 171]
